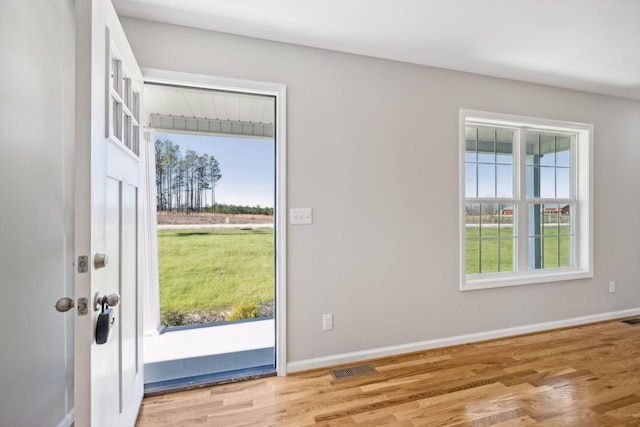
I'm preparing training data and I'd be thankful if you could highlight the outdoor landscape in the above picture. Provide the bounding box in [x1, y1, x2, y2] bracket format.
[465, 207, 572, 274]
[157, 213, 274, 327]
[155, 137, 275, 327]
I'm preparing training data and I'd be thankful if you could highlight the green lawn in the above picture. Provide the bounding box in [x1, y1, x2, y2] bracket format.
[158, 228, 274, 314]
[466, 226, 571, 273]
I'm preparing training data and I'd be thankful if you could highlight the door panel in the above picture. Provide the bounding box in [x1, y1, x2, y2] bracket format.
[120, 182, 139, 397]
[104, 177, 123, 423]
[75, 0, 144, 425]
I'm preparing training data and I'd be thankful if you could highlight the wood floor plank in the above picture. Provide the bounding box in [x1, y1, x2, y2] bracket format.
[136, 318, 640, 426]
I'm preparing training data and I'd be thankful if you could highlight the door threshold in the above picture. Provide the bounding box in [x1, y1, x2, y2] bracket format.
[144, 365, 276, 397]
[145, 319, 274, 364]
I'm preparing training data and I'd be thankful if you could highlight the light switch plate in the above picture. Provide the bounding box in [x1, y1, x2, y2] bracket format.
[290, 208, 313, 225]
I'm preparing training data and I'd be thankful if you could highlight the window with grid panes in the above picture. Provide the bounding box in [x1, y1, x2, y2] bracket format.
[460, 111, 592, 290]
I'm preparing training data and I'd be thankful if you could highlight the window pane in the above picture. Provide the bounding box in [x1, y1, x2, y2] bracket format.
[466, 126, 514, 200]
[556, 167, 570, 198]
[496, 164, 513, 198]
[477, 164, 496, 198]
[123, 78, 132, 109]
[527, 237, 542, 270]
[133, 92, 140, 122]
[528, 203, 574, 269]
[477, 128, 495, 163]
[556, 136, 571, 167]
[527, 204, 543, 269]
[479, 204, 511, 273]
[465, 163, 477, 198]
[498, 204, 514, 237]
[545, 204, 559, 230]
[111, 98, 121, 140]
[132, 125, 139, 155]
[559, 235, 572, 267]
[480, 238, 498, 273]
[498, 238, 515, 272]
[123, 114, 131, 149]
[539, 134, 555, 167]
[465, 238, 479, 274]
[465, 127, 477, 162]
[465, 203, 480, 274]
[111, 58, 122, 95]
[466, 204, 480, 237]
[525, 133, 540, 166]
[527, 133, 573, 200]
[543, 236, 559, 268]
[539, 167, 555, 198]
[497, 204, 515, 272]
[480, 203, 498, 226]
[496, 130, 513, 164]
[525, 165, 538, 198]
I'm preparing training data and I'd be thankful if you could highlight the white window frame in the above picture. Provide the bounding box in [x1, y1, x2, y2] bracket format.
[459, 110, 593, 291]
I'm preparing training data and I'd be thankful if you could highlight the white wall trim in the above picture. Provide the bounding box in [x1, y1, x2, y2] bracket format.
[140, 68, 288, 376]
[287, 308, 640, 373]
[55, 409, 74, 427]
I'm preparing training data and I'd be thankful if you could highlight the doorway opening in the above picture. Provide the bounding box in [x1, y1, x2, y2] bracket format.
[139, 75, 286, 394]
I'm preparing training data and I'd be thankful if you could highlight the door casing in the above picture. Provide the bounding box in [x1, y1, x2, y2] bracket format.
[142, 68, 288, 376]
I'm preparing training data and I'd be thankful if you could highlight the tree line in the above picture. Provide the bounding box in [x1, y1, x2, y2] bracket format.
[213, 204, 273, 216]
[155, 139, 222, 213]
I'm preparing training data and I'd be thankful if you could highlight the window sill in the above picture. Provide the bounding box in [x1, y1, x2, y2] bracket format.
[461, 269, 593, 291]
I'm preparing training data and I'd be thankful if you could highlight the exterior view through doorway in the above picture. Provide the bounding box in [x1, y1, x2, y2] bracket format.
[140, 72, 286, 394]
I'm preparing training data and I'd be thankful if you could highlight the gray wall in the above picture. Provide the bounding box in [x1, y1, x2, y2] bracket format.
[0, 1, 75, 426]
[120, 17, 640, 367]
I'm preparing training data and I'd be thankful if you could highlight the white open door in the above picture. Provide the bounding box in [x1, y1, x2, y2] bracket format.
[74, 0, 144, 425]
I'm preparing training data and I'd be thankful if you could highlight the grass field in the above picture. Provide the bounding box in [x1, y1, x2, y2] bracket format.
[158, 228, 274, 314]
[157, 225, 569, 322]
[466, 226, 571, 273]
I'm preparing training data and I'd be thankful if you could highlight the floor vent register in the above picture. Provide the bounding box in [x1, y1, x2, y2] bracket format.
[331, 364, 377, 381]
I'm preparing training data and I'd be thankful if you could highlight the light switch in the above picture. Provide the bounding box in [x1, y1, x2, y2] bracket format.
[290, 208, 313, 225]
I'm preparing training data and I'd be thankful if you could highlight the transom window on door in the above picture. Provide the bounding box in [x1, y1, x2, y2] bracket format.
[459, 110, 593, 291]
[107, 38, 141, 156]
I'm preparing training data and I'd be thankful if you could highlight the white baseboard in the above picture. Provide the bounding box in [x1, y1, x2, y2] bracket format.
[287, 308, 640, 373]
[56, 408, 74, 427]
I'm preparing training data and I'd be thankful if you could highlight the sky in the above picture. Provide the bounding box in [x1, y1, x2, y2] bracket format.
[156, 132, 275, 208]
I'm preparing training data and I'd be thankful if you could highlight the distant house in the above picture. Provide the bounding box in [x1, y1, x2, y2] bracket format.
[544, 205, 571, 215]
[502, 205, 569, 216]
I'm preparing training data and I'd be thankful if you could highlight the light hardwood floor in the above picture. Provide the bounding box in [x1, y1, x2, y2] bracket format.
[136, 319, 640, 426]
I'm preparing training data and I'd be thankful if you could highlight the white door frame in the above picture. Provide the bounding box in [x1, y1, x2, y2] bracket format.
[141, 68, 288, 376]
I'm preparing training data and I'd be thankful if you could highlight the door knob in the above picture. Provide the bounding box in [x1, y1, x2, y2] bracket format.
[55, 297, 74, 312]
[55, 297, 89, 315]
[94, 292, 121, 311]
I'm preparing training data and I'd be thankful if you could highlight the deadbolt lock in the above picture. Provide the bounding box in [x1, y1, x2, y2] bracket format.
[94, 253, 109, 269]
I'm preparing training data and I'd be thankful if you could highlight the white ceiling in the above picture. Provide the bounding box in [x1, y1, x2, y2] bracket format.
[113, 0, 640, 100]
